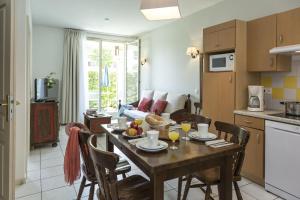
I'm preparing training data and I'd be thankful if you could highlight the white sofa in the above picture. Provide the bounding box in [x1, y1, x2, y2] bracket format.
[120, 90, 191, 120]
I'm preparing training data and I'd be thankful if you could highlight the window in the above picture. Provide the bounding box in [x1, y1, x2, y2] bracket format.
[86, 39, 139, 111]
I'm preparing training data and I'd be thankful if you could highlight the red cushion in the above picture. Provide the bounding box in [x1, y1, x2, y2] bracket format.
[137, 98, 152, 112]
[150, 100, 168, 115]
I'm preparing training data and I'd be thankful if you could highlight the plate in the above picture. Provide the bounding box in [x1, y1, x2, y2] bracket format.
[188, 132, 217, 141]
[122, 131, 145, 138]
[136, 140, 168, 152]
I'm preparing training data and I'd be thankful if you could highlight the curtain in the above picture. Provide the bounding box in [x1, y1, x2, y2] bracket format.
[61, 29, 85, 123]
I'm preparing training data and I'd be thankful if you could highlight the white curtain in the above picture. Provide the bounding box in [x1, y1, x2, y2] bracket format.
[61, 29, 87, 123]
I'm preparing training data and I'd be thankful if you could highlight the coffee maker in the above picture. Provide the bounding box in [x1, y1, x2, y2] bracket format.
[248, 85, 264, 112]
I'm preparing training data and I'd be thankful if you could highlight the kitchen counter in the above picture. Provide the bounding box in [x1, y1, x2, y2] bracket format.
[234, 109, 300, 126]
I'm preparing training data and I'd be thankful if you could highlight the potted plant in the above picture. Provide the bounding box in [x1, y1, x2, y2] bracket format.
[46, 72, 56, 89]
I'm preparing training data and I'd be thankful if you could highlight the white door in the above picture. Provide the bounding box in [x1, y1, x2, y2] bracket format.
[0, 0, 15, 199]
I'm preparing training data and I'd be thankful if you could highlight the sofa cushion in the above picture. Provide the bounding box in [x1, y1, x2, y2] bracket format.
[138, 90, 154, 106]
[150, 100, 168, 115]
[124, 109, 149, 119]
[153, 91, 168, 101]
[138, 98, 152, 112]
[164, 94, 186, 113]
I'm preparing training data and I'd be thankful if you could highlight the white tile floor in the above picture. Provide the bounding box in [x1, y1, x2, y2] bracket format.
[16, 126, 282, 200]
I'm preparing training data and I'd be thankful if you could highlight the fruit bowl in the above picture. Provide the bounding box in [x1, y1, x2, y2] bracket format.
[122, 131, 145, 138]
[123, 119, 144, 138]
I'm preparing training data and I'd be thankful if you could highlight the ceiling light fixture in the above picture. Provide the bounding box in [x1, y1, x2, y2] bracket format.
[140, 0, 181, 21]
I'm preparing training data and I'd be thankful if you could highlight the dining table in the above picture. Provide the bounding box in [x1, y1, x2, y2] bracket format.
[103, 124, 241, 200]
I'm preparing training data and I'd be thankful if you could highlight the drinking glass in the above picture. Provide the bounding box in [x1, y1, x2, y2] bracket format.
[181, 122, 191, 141]
[168, 131, 179, 150]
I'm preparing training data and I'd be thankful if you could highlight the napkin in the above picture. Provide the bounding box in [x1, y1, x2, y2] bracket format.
[205, 139, 225, 146]
[205, 139, 233, 148]
[128, 137, 148, 146]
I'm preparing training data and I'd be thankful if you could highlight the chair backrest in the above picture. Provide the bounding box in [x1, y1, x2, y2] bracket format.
[65, 122, 96, 180]
[78, 130, 97, 179]
[173, 112, 211, 129]
[65, 122, 89, 136]
[194, 102, 201, 115]
[214, 121, 250, 177]
[88, 134, 120, 200]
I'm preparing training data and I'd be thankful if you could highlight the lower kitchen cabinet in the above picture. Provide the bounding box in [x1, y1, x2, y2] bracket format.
[235, 114, 265, 185]
[241, 126, 264, 185]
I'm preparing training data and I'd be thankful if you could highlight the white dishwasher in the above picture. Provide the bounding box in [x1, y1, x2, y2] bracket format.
[265, 120, 300, 200]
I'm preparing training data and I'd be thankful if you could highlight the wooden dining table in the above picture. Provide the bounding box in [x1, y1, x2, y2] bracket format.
[103, 125, 241, 200]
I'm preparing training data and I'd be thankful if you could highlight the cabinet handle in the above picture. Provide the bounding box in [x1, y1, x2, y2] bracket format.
[256, 133, 260, 144]
[244, 120, 252, 124]
[279, 35, 283, 43]
[270, 57, 274, 67]
[229, 75, 232, 83]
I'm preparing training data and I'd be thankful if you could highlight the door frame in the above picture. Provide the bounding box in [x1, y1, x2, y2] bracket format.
[0, 0, 16, 199]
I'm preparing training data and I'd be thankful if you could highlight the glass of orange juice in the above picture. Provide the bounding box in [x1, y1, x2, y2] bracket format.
[168, 131, 179, 150]
[181, 121, 191, 141]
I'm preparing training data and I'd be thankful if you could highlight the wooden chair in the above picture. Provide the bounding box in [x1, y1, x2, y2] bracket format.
[181, 121, 250, 200]
[88, 134, 152, 200]
[172, 112, 211, 130]
[194, 102, 201, 115]
[65, 123, 131, 200]
[176, 113, 212, 200]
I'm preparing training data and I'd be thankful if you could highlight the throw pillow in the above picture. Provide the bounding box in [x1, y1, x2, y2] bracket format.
[138, 90, 154, 106]
[151, 100, 168, 115]
[138, 98, 152, 112]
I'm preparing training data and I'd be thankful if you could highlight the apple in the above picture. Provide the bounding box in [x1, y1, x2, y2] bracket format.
[137, 127, 143, 135]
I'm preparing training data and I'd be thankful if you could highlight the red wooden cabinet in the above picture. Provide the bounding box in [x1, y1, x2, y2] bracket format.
[30, 102, 59, 148]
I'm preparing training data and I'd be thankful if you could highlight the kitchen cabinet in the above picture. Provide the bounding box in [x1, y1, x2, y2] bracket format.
[203, 20, 235, 53]
[247, 15, 291, 72]
[203, 72, 235, 132]
[277, 7, 300, 46]
[235, 114, 265, 185]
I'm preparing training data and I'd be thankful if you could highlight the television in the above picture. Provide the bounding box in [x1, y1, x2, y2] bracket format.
[35, 79, 47, 101]
[34, 78, 59, 102]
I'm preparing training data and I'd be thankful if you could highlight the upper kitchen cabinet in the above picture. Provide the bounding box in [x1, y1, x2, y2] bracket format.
[247, 15, 291, 72]
[277, 7, 300, 46]
[203, 20, 236, 53]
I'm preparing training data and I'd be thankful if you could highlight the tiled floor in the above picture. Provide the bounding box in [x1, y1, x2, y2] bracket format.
[16, 126, 281, 200]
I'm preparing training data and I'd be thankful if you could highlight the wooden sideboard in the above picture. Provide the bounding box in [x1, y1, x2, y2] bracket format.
[30, 101, 59, 148]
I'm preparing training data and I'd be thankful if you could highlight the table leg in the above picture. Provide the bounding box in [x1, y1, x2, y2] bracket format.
[219, 155, 233, 200]
[151, 174, 164, 200]
[106, 134, 114, 152]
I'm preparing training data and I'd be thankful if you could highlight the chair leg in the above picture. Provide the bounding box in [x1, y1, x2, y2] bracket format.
[122, 173, 126, 179]
[177, 177, 183, 200]
[234, 181, 243, 200]
[182, 176, 192, 200]
[205, 185, 212, 200]
[77, 176, 86, 200]
[88, 183, 95, 200]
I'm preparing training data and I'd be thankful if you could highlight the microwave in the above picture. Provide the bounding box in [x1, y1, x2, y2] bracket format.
[209, 53, 235, 72]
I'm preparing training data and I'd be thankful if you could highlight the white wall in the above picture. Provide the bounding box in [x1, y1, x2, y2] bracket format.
[32, 25, 64, 101]
[15, 0, 32, 184]
[140, 0, 300, 108]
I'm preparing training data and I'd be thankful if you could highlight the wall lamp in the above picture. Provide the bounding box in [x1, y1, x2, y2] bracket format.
[141, 58, 147, 66]
[186, 47, 200, 58]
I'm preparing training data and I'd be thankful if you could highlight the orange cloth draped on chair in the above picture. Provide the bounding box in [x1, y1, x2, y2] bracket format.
[64, 126, 81, 185]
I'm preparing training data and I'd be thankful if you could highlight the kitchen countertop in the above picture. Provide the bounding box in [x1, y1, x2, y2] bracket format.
[234, 109, 300, 126]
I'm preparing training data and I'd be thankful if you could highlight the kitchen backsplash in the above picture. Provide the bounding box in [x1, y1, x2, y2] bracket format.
[261, 55, 300, 110]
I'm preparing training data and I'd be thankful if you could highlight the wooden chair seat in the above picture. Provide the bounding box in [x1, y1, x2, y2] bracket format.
[193, 168, 220, 184]
[193, 167, 242, 185]
[117, 175, 151, 200]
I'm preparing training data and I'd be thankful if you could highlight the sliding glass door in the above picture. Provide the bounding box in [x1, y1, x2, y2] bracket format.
[86, 38, 139, 111]
[126, 41, 140, 104]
